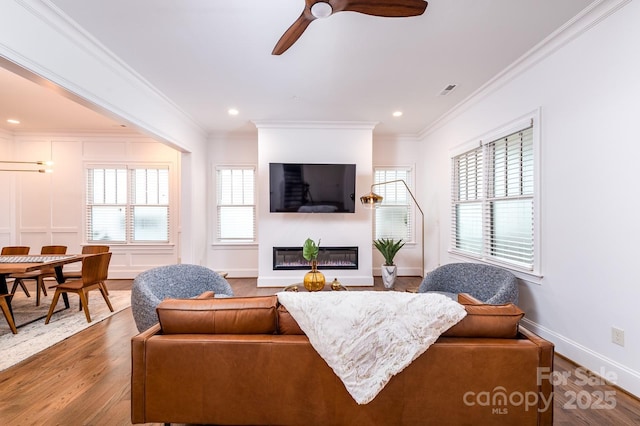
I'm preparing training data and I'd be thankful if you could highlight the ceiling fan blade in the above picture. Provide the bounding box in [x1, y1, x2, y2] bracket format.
[331, 0, 428, 17]
[272, 13, 315, 55]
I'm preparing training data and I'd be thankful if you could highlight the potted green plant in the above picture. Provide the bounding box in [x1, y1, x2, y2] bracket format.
[373, 238, 405, 289]
[302, 238, 320, 263]
[302, 238, 325, 291]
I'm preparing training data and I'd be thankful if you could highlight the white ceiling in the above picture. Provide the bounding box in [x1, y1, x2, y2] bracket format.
[0, 0, 595, 137]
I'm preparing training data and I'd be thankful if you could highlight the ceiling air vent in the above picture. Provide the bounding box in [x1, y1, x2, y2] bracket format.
[439, 84, 457, 96]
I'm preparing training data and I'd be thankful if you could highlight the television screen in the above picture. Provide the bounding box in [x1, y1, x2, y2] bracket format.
[269, 163, 356, 213]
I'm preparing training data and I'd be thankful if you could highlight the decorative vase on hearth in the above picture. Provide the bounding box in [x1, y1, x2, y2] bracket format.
[381, 264, 398, 290]
[303, 260, 325, 291]
[373, 238, 405, 291]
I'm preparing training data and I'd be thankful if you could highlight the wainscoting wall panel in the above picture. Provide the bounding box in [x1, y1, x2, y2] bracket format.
[5, 134, 181, 278]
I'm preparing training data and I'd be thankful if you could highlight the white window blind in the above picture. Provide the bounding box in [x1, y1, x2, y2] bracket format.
[130, 168, 170, 242]
[217, 167, 255, 242]
[86, 166, 170, 243]
[452, 125, 535, 270]
[452, 149, 483, 255]
[373, 168, 413, 242]
[87, 168, 127, 242]
[486, 127, 534, 266]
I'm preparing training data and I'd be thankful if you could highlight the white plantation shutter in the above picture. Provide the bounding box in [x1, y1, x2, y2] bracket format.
[451, 125, 536, 270]
[130, 167, 170, 242]
[217, 167, 256, 242]
[86, 166, 170, 243]
[373, 168, 413, 242]
[87, 168, 127, 242]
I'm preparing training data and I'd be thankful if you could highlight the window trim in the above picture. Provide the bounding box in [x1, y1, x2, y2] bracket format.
[449, 109, 542, 277]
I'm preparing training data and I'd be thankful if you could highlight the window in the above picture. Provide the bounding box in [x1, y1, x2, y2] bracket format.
[216, 167, 255, 243]
[451, 124, 536, 271]
[373, 167, 414, 242]
[87, 166, 169, 243]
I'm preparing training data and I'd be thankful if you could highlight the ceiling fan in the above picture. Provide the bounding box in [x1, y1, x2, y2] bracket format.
[272, 0, 428, 55]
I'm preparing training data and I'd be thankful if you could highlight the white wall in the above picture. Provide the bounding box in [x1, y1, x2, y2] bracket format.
[420, 0, 639, 397]
[255, 122, 376, 287]
[207, 131, 430, 286]
[373, 135, 425, 276]
[0, 130, 15, 247]
[1, 132, 181, 278]
[208, 134, 259, 276]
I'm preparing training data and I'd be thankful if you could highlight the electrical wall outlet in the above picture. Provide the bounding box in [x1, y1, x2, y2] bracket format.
[612, 327, 625, 347]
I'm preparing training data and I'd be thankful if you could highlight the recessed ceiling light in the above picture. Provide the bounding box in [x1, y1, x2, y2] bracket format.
[392, 111, 403, 118]
[228, 108, 239, 116]
[7, 119, 20, 124]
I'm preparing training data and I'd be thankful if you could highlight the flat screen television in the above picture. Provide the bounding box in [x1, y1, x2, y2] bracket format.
[269, 163, 356, 213]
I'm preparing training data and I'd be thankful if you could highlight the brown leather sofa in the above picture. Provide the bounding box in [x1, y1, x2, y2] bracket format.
[131, 293, 554, 425]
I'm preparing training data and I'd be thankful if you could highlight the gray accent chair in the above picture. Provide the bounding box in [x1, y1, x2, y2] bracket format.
[418, 262, 518, 305]
[131, 264, 234, 332]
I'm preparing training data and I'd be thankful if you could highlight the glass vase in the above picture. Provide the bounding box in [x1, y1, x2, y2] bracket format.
[303, 260, 325, 291]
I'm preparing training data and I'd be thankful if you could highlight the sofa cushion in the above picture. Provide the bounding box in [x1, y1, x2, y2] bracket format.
[277, 297, 523, 338]
[442, 303, 524, 338]
[277, 304, 305, 335]
[157, 295, 278, 334]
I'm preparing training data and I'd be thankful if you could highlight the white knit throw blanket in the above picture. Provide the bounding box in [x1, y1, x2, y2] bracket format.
[276, 291, 467, 404]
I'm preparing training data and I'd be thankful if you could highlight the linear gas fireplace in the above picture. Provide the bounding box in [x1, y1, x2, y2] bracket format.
[273, 246, 358, 270]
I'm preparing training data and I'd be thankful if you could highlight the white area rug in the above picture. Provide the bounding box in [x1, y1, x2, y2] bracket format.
[277, 291, 467, 404]
[0, 290, 131, 371]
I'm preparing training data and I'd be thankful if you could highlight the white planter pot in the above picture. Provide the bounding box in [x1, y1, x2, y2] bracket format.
[381, 265, 397, 289]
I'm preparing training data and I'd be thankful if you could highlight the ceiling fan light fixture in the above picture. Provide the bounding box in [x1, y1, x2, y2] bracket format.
[311, 2, 333, 19]
[272, 0, 427, 55]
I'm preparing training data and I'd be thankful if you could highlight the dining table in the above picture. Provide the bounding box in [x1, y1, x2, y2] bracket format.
[0, 253, 88, 322]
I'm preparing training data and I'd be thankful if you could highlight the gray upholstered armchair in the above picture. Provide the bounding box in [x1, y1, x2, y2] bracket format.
[131, 264, 234, 332]
[418, 262, 518, 305]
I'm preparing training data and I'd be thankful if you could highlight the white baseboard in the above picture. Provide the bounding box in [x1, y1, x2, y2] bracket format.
[521, 318, 640, 399]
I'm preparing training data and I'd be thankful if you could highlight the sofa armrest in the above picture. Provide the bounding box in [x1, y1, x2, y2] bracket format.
[131, 323, 162, 423]
[519, 327, 555, 425]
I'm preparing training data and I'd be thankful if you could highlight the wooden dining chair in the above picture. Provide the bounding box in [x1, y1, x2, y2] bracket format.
[0, 293, 18, 334]
[10, 245, 67, 306]
[62, 245, 110, 295]
[45, 252, 113, 324]
[1, 246, 30, 255]
[62, 245, 110, 280]
[1, 246, 31, 297]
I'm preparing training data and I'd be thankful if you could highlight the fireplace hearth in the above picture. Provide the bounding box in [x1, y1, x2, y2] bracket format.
[273, 246, 358, 270]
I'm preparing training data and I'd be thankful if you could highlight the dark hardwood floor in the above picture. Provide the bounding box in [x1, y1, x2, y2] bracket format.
[0, 277, 638, 425]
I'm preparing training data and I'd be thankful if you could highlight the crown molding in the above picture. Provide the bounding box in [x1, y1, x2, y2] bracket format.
[418, 0, 632, 139]
[1, 0, 207, 151]
[252, 120, 378, 130]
